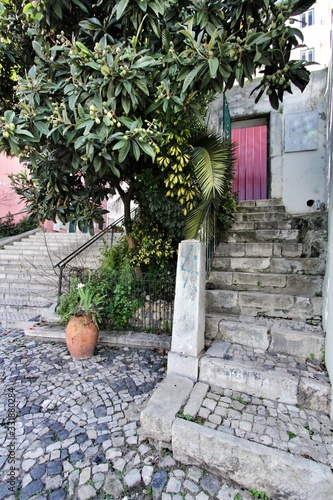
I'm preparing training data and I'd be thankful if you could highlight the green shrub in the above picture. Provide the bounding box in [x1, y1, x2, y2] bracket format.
[0, 212, 39, 238]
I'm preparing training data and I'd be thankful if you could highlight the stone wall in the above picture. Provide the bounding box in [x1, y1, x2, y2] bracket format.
[322, 13, 333, 419]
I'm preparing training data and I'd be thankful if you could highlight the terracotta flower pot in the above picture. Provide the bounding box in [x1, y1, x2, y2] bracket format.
[65, 315, 99, 360]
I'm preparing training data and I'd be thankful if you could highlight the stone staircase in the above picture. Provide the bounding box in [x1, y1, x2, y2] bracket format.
[203, 199, 329, 409]
[142, 199, 333, 499]
[0, 229, 112, 328]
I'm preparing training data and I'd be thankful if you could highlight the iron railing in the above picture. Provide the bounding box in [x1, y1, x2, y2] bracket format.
[54, 210, 135, 297]
[223, 93, 231, 140]
[198, 204, 217, 278]
[106, 271, 175, 332]
[198, 93, 230, 275]
[0, 209, 28, 221]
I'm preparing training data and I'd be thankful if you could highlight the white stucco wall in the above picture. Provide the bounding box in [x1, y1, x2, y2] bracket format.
[208, 69, 328, 214]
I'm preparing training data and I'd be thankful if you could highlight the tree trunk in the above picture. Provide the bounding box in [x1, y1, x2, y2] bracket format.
[118, 182, 136, 249]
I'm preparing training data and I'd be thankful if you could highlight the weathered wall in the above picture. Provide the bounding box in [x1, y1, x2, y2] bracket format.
[208, 69, 328, 214]
[322, 17, 333, 419]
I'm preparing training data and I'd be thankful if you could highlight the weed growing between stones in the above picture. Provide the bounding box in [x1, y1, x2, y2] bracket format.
[176, 412, 205, 425]
[304, 423, 314, 436]
[249, 489, 270, 499]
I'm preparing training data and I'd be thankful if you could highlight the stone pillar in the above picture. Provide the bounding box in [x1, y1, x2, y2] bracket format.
[167, 240, 206, 380]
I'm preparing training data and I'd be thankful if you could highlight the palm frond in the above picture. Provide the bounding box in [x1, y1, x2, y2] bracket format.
[184, 199, 211, 240]
[190, 134, 233, 199]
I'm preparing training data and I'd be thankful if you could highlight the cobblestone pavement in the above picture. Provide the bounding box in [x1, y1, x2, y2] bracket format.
[0, 329, 251, 500]
[192, 386, 333, 467]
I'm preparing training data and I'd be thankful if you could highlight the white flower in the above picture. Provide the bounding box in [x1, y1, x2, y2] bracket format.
[77, 283, 85, 290]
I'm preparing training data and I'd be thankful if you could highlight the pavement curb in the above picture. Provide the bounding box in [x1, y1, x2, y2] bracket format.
[24, 325, 171, 350]
[172, 417, 333, 500]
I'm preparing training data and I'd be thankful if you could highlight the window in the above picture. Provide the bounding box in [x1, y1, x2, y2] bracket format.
[300, 48, 315, 62]
[301, 9, 314, 27]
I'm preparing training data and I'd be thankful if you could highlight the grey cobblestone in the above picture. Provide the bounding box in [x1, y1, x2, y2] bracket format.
[0, 328, 250, 499]
[185, 384, 333, 467]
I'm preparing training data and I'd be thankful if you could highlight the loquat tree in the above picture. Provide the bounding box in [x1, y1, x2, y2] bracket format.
[0, 0, 315, 266]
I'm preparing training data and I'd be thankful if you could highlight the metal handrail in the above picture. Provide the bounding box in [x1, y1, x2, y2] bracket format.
[0, 209, 28, 221]
[54, 209, 136, 296]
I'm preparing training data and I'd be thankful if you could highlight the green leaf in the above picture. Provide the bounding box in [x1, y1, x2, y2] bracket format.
[52, 2, 62, 19]
[181, 64, 205, 93]
[132, 140, 141, 161]
[131, 56, 158, 69]
[74, 136, 86, 150]
[268, 89, 279, 110]
[64, 84, 75, 94]
[291, 0, 316, 16]
[69, 93, 78, 111]
[93, 156, 102, 173]
[121, 96, 131, 115]
[119, 117, 133, 128]
[101, 64, 111, 76]
[34, 121, 49, 136]
[118, 140, 130, 163]
[116, 0, 129, 20]
[32, 41, 44, 59]
[86, 141, 94, 160]
[23, 3, 34, 14]
[15, 129, 35, 138]
[134, 78, 150, 96]
[72, 0, 89, 13]
[208, 57, 219, 78]
[4, 111, 15, 122]
[184, 199, 211, 240]
[75, 41, 94, 58]
[137, 141, 155, 160]
[86, 61, 101, 70]
[8, 136, 19, 156]
[112, 140, 127, 150]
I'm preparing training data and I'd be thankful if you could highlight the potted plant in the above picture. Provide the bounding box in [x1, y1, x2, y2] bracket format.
[58, 281, 106, 360]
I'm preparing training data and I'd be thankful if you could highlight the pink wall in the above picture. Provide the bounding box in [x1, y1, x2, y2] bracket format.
[0, 153, 26, 222]
[0, 153, 109, 232]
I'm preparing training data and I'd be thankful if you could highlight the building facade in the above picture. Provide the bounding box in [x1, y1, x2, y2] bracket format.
[291, 0, 332, 69]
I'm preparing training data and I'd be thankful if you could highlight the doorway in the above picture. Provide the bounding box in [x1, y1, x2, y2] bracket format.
[231, 117, 268, 200]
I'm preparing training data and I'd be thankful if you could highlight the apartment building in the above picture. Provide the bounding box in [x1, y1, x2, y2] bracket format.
[292, 0, 332, 69]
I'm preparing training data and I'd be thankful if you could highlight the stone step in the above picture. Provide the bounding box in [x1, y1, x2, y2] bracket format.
[0, 261, 100, 277]
[199, 341, 330, 413]
[206, 289, 322, 321]
[211, 256, 325, 276]
[208, 271, 323, 297]
[0, 267, 59, 281]
[215, 241, 304, 258]
[0, 287, 55, 302]
[233, 211, 288, 223]
[237, 198, 285, 210]
[0, 277, 58, 291]
[8, 239, 105, 248]
[230, 220, 293, 231]
[0, 230, 116, 327]
[0, 248, 103, 260]
[0, 300, 53, 316]
[219, 229, 300, 243]
[0, 312, 43, 328]
[205, 314, 325, 359]
[142, 375, 333, 500]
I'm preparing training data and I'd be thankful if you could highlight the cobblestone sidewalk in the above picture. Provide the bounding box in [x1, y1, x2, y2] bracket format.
[0, 329, 250, 500]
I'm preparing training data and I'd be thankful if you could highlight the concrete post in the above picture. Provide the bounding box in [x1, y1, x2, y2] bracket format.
[167, 240, 206, 380]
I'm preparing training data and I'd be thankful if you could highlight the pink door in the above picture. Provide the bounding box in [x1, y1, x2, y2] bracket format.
[231, 124, 268, 200]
